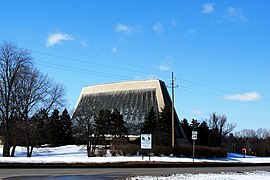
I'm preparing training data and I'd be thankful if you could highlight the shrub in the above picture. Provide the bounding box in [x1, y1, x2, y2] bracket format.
[110, 143, 227, 158]
[112, 144, 140, 156]
[152, 145, 173, 156]
[172, 145, 192, 157]
[172, 145, 227, 158]
[110, 145, 122, 156]
[213, 147, 228, 158]
[121, 144, 140, 156]
[110, 150, 118, 156]
[97, 147, 107, 157]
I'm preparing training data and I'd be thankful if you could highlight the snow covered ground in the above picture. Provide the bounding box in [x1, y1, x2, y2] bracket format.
[131, 171, 270, 180]
[1, 145, 270, 179]
[0, 145, 270, 164]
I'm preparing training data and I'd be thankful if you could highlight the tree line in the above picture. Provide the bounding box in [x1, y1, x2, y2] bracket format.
[225, 128, 270, 156]
[141, 109, 237, 148]
[180, 114, 270, 156]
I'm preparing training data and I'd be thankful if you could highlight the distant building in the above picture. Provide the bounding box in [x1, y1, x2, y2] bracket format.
[72, 79, 188, 144]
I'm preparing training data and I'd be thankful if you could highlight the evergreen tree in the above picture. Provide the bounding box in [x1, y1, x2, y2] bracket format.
[92, 109, 111, 150]
[60, 109, 73, 144]
[47, 109, 63, 146]
[197, 121, 210, 146]
[94, 109, 111, 136]
[32, 109, 48, 146]
[141, 107, 157, 134]
[110, 108, 127, 138]
[156, 106, 172, 146]
[180, 118, 192, 143]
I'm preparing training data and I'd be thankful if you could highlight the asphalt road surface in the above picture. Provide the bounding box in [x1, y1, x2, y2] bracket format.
[0, 166, 270, 179]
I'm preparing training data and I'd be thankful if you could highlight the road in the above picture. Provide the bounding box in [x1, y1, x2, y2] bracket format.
[0, 166, 270, 179]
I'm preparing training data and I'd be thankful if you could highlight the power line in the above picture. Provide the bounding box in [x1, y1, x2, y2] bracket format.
[36, 49, 270, 104]
[33, 50, 169, 78]
[2, 35, 269, 108]
[3, 35, 268, 98]
[38, 57, 270, 109]
[36, 55, 270, 109]
[36, 61, 132, 80]
[36, 51, 270, 109]
[1, 35, 170, 78]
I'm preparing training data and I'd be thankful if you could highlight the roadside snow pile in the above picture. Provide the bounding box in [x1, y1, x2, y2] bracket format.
[0, 145, 270, 164]
[130, 171, 270, 180]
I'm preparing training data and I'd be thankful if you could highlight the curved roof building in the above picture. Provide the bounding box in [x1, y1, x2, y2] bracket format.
[72, 79, 188, 144]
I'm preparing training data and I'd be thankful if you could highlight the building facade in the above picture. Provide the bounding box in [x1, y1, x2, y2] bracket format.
[72, 79, 188, 144]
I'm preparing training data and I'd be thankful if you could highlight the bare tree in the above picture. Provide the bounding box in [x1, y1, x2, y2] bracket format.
[13, 68, 42, 156]
[235, 129, 257, 138]
[0, 41, 67, 157]
[0, 42, 32, 157]
[257, 128, 270, 140]
[13, 68, 66, 157]
[236, 128, 270, 140]
[207, 112, 236, 147]
[43, 82, 66, 113]
[234, 128, 270, 156]
[72, 104, 95, 157]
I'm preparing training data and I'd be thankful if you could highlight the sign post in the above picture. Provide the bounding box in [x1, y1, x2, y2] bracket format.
[141, 134, 152, 161]
[191, 131, 197, 163]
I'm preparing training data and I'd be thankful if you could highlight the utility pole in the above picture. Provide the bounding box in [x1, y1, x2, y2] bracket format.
[170, 72, 178, 147]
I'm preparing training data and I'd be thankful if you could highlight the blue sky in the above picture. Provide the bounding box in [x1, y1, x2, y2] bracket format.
[1, 0, 270, 132]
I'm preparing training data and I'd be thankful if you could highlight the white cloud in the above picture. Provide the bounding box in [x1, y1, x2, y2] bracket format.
[171, 19, 177, 27]
[146, 74, 159, 80]
[114, 23, 135, 34]
[202, 3, 215, 14]
[45, 33, 73, 47]
[136, 74, 159, 80]
[159, 56, 173, 71]
[81, 40, 87, 47]
[223, 92, 262, 102]
[192, 109, 204, 115]
[223, 7, 247, 21]
[153, 22, 164, 33]
[111, 47, 118, 53]
[186, 29, 198, 36]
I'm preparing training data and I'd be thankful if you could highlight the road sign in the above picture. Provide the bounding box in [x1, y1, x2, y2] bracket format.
[191, 131, 198, 163]
[192, 131, 197, 140]
[141, 134, 152, 149]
